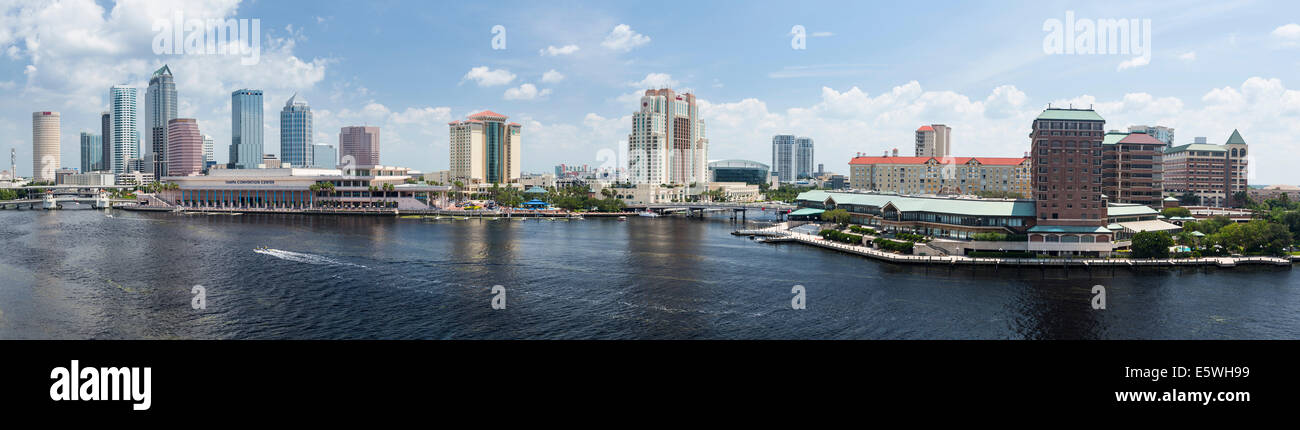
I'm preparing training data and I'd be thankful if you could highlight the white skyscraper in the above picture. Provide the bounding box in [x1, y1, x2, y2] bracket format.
[32, 111, 60, 182]
[202, 134, 214, 164]
[110, 85, 139, 174]
[627, 88, 708, 185]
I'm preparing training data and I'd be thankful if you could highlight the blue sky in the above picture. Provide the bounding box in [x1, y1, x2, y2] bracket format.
[2, 0, 1298, 183]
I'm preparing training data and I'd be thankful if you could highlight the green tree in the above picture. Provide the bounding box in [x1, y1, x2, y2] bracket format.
[1161, 207, 1191, 218]
[1131, 231, 1174, 259]
[820, 208, 851, 227]
[975, 190, 1026, 199]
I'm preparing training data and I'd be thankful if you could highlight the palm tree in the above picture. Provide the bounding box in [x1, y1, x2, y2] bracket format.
[452, 180, 464, 203]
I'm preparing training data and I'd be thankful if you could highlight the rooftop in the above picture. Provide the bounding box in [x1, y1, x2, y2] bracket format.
[796, 190, 1035, 217]
[1226, 129, 1246, 145]
[709, 159, 770, 170]
[468, 110, 508, 120]
[1166, 143, 1228, 154]
[1116, 132, 1164, 145]
[1036, 108, 1105, 121]
[849, 156, 1027, 166]
[1102, 131, 1129, 145]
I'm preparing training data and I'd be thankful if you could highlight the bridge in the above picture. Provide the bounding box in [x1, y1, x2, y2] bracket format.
[1, 189, 136, 210]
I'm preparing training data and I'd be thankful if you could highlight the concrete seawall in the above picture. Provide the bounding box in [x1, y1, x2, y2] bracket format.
[734, 225, 1293, 269]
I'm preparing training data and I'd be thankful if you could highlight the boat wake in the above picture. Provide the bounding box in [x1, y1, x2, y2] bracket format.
[254, 248, 368, 268]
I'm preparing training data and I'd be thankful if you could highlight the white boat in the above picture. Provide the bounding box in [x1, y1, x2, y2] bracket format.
[638, 212, 660, 218]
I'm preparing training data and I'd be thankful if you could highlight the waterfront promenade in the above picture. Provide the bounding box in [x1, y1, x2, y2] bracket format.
[735, 223, 1294, 269]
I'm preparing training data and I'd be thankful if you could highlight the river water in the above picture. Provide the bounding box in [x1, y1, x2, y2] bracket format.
[1, 207, 1297, 339]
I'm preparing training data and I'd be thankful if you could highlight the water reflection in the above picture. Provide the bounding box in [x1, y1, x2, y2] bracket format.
[0, 209, 1298, 339]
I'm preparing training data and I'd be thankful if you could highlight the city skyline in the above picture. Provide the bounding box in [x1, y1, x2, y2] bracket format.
[2, 1, 1299, 184]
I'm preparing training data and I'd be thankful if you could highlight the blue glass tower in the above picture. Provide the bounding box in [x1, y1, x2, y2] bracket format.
[279, 93, 313, 168]
[230, 89, 264, 169]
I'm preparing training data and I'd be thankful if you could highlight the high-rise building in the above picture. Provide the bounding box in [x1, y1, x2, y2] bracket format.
[145, 65, 177, 176]
[1026, 108, 1111, 255]
[166, 119, 203, 177]
[80, 132, 102, 172]
[627, 88, 707, 185]
[795, 137, 815, 179]
[32, 111, 60, 182]
[1127, 125, 1174, 146]
[312, 143, 337, 168]
[110, 86, 139, 175]
[280, 93, 313, 167]
[1163, 131, 1249, 207]
[202, 134, 214, 164]
[771, 135, 794, 183]
[449, 111, 520, 184]
[1101, 131, 1164, 207]
[339, 126, 381, 167]
[915, 124, 951, 158]
[230, 89, 263, 169]
[100, 112, 112, 172]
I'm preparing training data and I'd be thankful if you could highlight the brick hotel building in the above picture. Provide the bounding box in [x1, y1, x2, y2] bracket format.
[1026, 108, 1112, 254]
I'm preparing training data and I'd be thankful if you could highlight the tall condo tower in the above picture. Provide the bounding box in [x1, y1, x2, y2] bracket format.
[109, 86, 139, 174]
[627, 88, 707, 185]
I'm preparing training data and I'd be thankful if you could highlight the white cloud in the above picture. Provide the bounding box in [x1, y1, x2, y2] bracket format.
[1117, 56, 1151, 71]
[1272, 23, 1300, 40]
[811, 31, 833, 37]
[629, 73, 677, 88]
[0, 0, 331, 173]
[601, 24, 650, 52]
[1178, 51, 1197, 61]
[541, 69, 564, 84]
[462, 66, 516, 87]
[539, 44, 579, 56]
[503, 83, 551, 100]
[315, 102, 453, 165]
[676, 78, 1300, 184]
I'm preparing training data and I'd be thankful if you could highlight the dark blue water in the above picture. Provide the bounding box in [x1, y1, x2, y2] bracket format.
[1, 208, 1297, 339]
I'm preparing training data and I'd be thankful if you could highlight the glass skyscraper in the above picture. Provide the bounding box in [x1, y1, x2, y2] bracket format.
[100, 112, 112, 173]
[109, 85, 138, 175]
[145, 65, 176, 176]
[280, 93, 313, 167]
[230, 89, 264, 169]
[80, 132, 102, 172]
[312, 143, 336, 168]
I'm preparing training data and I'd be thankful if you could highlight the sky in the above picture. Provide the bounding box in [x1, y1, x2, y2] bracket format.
[1, 0, 1298, 183]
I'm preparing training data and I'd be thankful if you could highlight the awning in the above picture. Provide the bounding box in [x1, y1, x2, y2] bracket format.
[788, 208, 825, 217]
[1116, 219, 1183, 233]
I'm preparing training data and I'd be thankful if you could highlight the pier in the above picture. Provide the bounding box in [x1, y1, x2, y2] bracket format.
[734, 224, 1294, 269]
